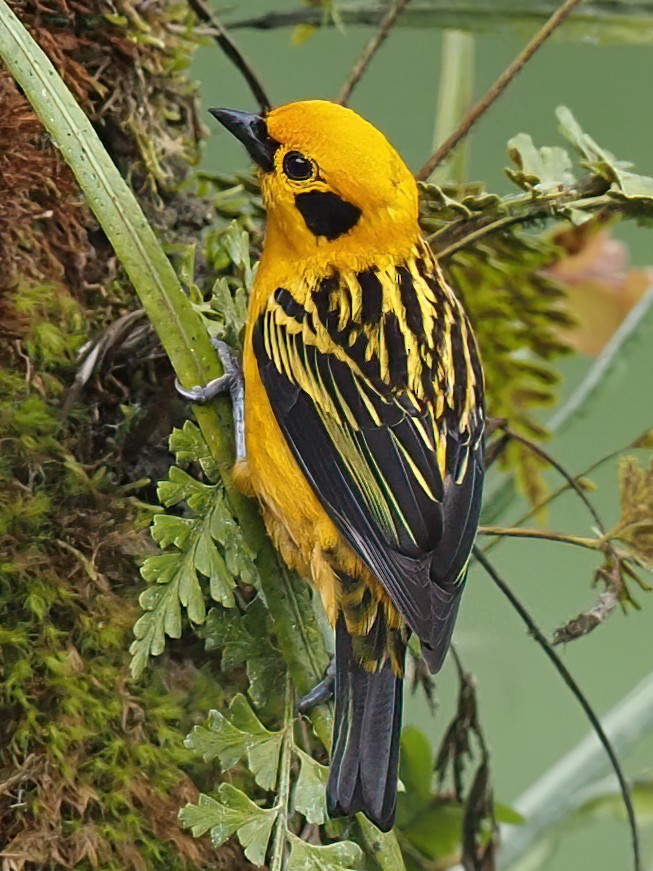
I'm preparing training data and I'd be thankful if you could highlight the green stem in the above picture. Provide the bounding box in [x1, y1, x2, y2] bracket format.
[483, 432, 649, 554]
[473, 548, 642, 871]
[230, 2, 653, 47]
[479, 526, 602, 551]
[270, 679, 294, 871]
[0, 6, 406, 868]
[430, 30, 475, 184]
[428, 188, 649, 260]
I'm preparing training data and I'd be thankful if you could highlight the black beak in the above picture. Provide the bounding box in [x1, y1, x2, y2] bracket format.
[209, 108, 279, 173]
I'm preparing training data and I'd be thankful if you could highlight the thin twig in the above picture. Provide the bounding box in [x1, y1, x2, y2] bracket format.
[500, 425, 606, 534]
[336, 0, 411, 105]
[188, 0, 271, 112]
[502, 433, 648, 541]
[479, 526, 601, 551]
[473, 547, 641, 871]
[415, 0, 584, 180]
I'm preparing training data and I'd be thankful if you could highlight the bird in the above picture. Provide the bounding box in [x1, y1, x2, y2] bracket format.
[182, 100, 485, 832]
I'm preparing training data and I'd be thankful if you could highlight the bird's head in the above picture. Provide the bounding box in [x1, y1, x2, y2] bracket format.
[210, 100, 420, 266]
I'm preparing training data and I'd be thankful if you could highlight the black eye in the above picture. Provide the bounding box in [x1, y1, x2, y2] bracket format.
[283, 151, 315, 181]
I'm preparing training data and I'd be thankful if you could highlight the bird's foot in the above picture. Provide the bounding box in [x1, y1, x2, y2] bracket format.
[175, 338, 245, 461]
[297, 658, 336, 713]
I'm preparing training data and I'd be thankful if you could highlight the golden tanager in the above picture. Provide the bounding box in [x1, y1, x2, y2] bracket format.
[179, 100, 485, 832]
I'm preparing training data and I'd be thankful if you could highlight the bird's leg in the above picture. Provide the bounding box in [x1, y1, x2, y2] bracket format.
[296, 657, 336, 713]
[175, 338, 245, 462]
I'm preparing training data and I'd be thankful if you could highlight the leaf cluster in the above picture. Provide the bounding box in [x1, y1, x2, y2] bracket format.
[130, 420, 258, 679]
[181, 691, 363, 871]
[420, 106, 653, 502]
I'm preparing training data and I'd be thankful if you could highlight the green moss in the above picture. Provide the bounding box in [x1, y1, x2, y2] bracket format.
[0, 4, 241, 867]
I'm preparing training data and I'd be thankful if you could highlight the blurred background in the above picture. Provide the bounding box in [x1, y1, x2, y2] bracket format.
[194, 4, 653, 869]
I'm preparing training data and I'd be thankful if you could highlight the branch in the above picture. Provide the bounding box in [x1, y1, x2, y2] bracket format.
[336, 0, 410, 105]
[415, 0, 584, 180]
[497, 425, 606, 533]
[479, 526, 601, 551]
[229, 1, 653, 46]
[501, 429, 653, 542]
[427, 183, 633, 261]
[472, 547, 641, 871]
[187, 0, 271, 112]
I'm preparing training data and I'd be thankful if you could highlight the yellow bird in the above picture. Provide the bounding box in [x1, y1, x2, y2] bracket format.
[182, 100, 485, 832]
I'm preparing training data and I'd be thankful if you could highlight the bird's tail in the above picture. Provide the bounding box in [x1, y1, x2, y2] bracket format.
[326, 613, 404, 832]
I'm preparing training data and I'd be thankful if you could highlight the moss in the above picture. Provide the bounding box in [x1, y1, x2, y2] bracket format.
[0, 283, 233, 870]
[0, 2, 253, 868]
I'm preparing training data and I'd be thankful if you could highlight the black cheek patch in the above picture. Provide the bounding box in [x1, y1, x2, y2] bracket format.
[294, 190, 362, 241]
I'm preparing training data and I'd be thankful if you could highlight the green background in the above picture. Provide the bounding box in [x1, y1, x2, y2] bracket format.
[193, 6, 653, 868]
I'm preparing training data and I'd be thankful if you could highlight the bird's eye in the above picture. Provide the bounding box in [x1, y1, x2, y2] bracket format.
[283, 151, 315, 181]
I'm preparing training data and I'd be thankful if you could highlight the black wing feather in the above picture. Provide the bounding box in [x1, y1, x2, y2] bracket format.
[253, 292, 484, 672]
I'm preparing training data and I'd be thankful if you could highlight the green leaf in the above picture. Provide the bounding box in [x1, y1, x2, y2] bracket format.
[157, 466, 207, 508]
[130, 582, 181, 678]
[209, 492, 258, 586]
[131, 461, 248, 673]
[169, 420, 219, 482]
[185, 694, 283, 790]
[507, 133, 575, 194]
[180, 784, 278, 866]
[185, 711, 250, 771]
[230, 695, 284, 790]
[495, 802, 526, 826]
[200, 601, 285, 713]
[400, 802, 464, 862]
[286, 833, 364, 871]
[294, 749, 329, 825]
[574, 780, 653, 825]
[557, 105, 653, 201]
[399, 727, 434, 811]
[222, 221, 253, 288]
[150, 514, 192, 549]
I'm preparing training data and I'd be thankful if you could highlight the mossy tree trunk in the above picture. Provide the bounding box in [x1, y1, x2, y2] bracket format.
[0, 3, 252, 868]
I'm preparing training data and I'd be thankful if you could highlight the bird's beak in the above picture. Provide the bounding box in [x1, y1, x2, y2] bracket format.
[209, 108, 279, 173]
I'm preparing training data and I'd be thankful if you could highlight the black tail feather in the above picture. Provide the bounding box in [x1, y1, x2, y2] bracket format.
[326, 616, 404, 832]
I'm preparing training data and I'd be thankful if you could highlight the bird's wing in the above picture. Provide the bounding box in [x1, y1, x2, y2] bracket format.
[253, 270, 484, 670]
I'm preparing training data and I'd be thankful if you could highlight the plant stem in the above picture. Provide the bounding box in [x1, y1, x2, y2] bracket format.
[431, 30, 475, 185]
[269, 679, 294, 871]
[499, 430, 651, 544]
[479, 526, 602, 551]
[548, 287, 653, 434]
[417, 0, 584, 179]
[187, 0, 271, 112]
[500, 679, 653, 868]
[336, 0, 410, 105]
[473, 548, 641, 871]
[230, 1, 652, 46]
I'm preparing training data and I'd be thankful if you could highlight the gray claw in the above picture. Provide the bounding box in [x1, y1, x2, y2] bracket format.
[175, 339, 246, 462]
[175, 374, 232, 404]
